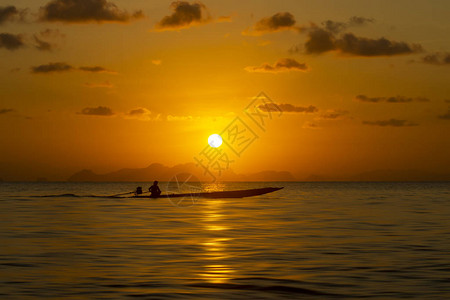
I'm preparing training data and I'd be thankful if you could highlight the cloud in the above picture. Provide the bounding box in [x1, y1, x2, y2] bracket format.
[31, 62, 115, 74]
[297, 17, 421, 57]
[438, 109, 450, 120]
[0, 33, 25, 50]
[245, 58, 308, 73]
[362, 119, 418, 127]
[33, 29, 64, 51]
[84, 81, 114, 88]
[258, 103, 318, 113]
[244, 12, 299, 36]
[421, 52, 450, 65]
[356, 94, 430, 103]
[155, 1, 211, 31]
[40, 0, 144, 23]
[0, 6, 18, 24]
[31, 62, 74, 73]
[336, 33, 422, 57]
[322, 16, 374, 34]
[304, 28, 336, 54]
[79, 106, 114, 116]
[319, 109, 349, 120]
[0, 108, 15, 114]
[125, 107, 157, 121]
[79, 66, 115, 73]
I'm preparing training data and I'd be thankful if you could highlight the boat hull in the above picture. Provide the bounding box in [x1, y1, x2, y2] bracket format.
[132, 187, 283, 199]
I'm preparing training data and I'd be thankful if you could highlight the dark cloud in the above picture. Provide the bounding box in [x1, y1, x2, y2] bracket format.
[246, 12, 298, 35]
[79, 106, 114, 116]
[322, 16, 374, 34]
[0, 6, 18, 24]
[336, 33, 422, 57]
[304, 28, 336, 54]
[0, 33, 25, 50]
[128, 108, 149, 116]
[356, 95, 430, 103]
[31, 62, 74, 73]
[245, 58, 308, 73]
[258, 103, 318, 113]
[422, 52, 450, 65]
[155, 1, 210, 31]
[31, 62, 115, 74]
[297, 16, 420, 57]
[40, 0, 143, 23]
[0, 108, 15, 114]
[79, 66, 115, 73]
[362, 119, 418, 127]
[438, 109, 450, 120]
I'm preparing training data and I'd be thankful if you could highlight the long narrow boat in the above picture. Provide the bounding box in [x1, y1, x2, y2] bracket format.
[132, 187, 283, 199]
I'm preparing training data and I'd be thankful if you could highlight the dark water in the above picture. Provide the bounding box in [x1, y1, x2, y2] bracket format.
[0, 182, 449, 299]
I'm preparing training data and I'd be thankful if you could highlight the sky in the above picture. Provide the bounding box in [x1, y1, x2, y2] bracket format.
[0, 0, 449, 181]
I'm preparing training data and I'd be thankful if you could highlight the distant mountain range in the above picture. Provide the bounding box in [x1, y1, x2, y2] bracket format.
[67, 163, 296, 182]
[67, 163, 450, 182]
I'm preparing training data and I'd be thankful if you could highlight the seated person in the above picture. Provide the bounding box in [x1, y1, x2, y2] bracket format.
[149, 181, 161, 198]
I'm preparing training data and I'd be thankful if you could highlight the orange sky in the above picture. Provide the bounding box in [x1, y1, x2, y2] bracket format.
[1, 0, 450, 181]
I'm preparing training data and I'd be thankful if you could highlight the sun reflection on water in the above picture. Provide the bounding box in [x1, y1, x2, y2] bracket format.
[199, 197, 235, 283]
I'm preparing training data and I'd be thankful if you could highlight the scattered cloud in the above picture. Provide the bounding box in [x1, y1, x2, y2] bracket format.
[0, 6, 18, 24]
[304, 28, 336, 54]
[362, 119, 418, 127]
[31, 62, 115, 74]
[421, 52, 450, 66]
[33, 29, 65, 51]
[243, 12, 299, 36]
[438, 109, 450, 120]
[155, 1, 211, 31]
[79, 106, 114, 116]
[40, 0, 144, 23]
[336, 33, 422, 57]
[125, 107, 157, 121]
[0, 108, 15, 114]
[303, 122, 320, 129]
[294, 16, 421, 57]
[319, 109, 349, 120]
[79, 66, 115, 73]
[167, 114, 195, 121]
[322, 16, 374, 34]
[0, 33, 25, 50]
[245, 58, 308, 73]
[84, 81, 114, 88]
[356, 95, 430, 103]
[258, 103, 318, 113]
[31, 62, 73, 73]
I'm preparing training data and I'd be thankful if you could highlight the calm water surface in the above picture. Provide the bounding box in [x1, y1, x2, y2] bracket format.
[0, 182, 449, 299]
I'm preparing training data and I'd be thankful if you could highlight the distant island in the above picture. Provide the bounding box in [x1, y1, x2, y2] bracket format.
[66, 163, 450, 182]
[67, 163, 296, 182]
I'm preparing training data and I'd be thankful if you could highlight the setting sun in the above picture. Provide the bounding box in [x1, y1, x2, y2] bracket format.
[208, 134, 223, 148]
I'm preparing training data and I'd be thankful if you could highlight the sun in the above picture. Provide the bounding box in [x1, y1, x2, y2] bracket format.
[208, 134, 223, 148]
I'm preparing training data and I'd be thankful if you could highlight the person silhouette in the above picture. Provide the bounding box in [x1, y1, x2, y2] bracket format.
[149, 181, 161, 198]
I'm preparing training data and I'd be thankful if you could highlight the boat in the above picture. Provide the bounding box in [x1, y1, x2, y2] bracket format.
[131, 187, 283, 199]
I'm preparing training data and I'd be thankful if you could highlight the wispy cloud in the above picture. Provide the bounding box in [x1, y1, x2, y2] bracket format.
[258, 103, 318, 113]
[40, 0, 144, 23]
[319, 109, 349, 120]
[31, 62, 116, 74]
[362, 119, 418, 127]
[421, 52, 450, 66]
[0, 6, 19, 24]
[79, 106, 114, 116]
[33, 29, 64, 51]
[438, 109, 450, 120]
[0, 108, 15, 114]
[245, 58, 308, 73]
[356, 95, 430, 103]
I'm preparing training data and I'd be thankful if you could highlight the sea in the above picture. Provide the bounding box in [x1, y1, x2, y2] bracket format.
[0, 181, 449, 299]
